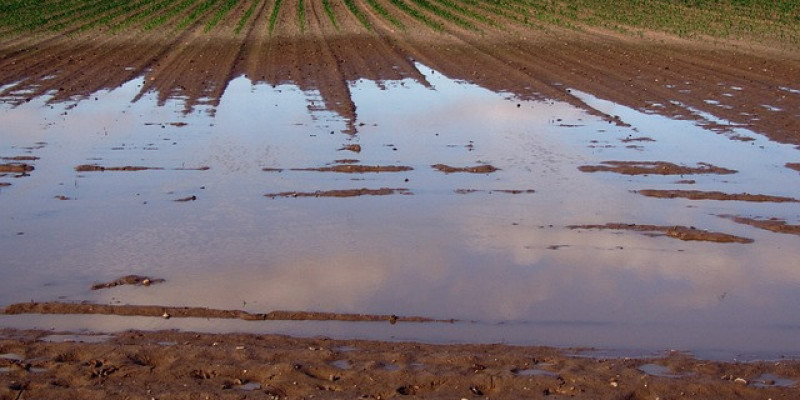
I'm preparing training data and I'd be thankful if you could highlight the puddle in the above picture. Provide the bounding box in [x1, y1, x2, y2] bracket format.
[0, 353, 23, 361]
[39, 334, 114, 344]
[234, 382, 262, 391]
[1, 60, 800, 358]
[750, 373, 795, 388]
[334, 345, 359, 352]
[513, 368, 558, 377]
[638, 363, 690, 378]
[331, 360, 351, 370]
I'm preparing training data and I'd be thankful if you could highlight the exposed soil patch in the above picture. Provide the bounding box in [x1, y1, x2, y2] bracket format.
[620, 137, 655, 143]
[0, 329, 797, 400]
[91, 275, 165, 290]
[636, 190, 799, 203]
[337, 144, 361, 153]
[1, 156, 39, 161]
[174, 195, 197, 202]
[432, 164, 500, 174]
[454, 189, 535, 195]
[787, 163, 800, 173]
[75, 165, 163, 172]
[568, 223, 753, 244]
[578, 161, 737, 175]
[1, 302, 446, 324]
[0, 163, 34, 173]
[265, 188, 411, 198]
[719, 215, 800, 236]
[291, 165, 413, 173]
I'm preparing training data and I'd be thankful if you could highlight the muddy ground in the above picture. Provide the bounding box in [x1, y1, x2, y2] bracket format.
[1, 329, 798, 400]
[2, 1, 800, 398]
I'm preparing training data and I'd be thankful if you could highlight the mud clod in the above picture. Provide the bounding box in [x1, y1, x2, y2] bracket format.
[636, 189, 799, 202]
[568, 223, 753, 243]
[578, 161, 736, 175]
[91, 275, 165, 290]
[432, 164, 499, 174]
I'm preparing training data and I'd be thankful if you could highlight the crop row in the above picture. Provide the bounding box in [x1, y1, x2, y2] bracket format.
[0, 0, 795, 44]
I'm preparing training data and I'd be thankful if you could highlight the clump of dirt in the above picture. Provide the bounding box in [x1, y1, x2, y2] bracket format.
[568, 223, 753, 243]
[787, 163, 800, 172]
[432, 164, 500, 174]
[454, 189, 535, 194]
[0, 163, 34, 173]
[0, 182, 10, 187]
[338, 144, 361, 153]
[333, 159, 360, 164]
[54, 195, 71, 200]
[75, 165, 163, 172]
[0, 329, 796, 400]
[636, 190, 799, 202]
[265, 188, 411, 198]
[578, 161, 737, 175]
[91, 275, 165, 290]
[719, 215, 800, 236]
[174, 195, 197, 202]
[291, 165, 413, 173]
[2, 156, 39, 161]
[1, 302, 447, 323]
[620, 137, 655, 143]
[262, 167, 284, 172]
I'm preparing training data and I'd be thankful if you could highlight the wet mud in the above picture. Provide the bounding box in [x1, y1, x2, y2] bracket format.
[578, 161, 737, 176]
[636, 190, 799, 203]
[0, 329, 798, 400]
[568, 223, 753, 244]
[91, 275, 165, 291]
[0, 164, 34, 173]
[432, 164, 500, 174]
[265, 188, 411, 198]
[290, 165, 413, 173]
[75, 165, 164, 172]
[1, 302, 445, 324]
[787, 163, 800, 173]
[720, 215, 800, 236]
[454, 189, 535, 195]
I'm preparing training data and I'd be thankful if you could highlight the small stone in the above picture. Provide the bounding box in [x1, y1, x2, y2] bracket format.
[734, 377, 748, 384]
[162, 312, 171, 319]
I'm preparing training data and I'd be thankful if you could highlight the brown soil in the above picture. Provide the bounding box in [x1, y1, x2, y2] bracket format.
[1, 156, 39, 161]
[91, 275, 165, 291]
[2, 302, 445, 324]
[432, 164, 500, 174]
[578, 161, 737, 175]
[787, 163, 800, 172]
[455, 189, 535, 195]
[0, 164, 34, 173]
[75, 165, 163, 172]
[2, 3, 796, 143]
[720, 215, 800, 236]
[636, 189, 799, 202]
[0, 329, 797, 400]
[265, 188, 411, 198]
[290, 165, 413, 173]
[568, 223, 753, 244]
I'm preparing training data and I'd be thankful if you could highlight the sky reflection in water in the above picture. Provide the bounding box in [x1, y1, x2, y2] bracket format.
[1, 64, 799, 357]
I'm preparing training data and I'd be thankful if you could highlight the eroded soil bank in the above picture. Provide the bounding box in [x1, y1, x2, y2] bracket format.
[1, 329, 798, 400]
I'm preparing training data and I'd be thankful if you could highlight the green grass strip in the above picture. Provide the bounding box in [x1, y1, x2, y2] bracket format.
[431, 0, 495, 27]
[343, 0, 372, 31]
[365, 0, 404, 29]
[297, 0, 305, 33]
[143, 0, 199, 31]
[389, 0, 442, 31]
[410, 0, 475, 30]
[111, 0, 179, 32]
[204, 0, 238, 32]
[268, 0, 283, 34]
[176, 0, 221, 31]
[78, 0, 160, 32]
[234, 0, 260, 34]
[322, 0, 338, 29]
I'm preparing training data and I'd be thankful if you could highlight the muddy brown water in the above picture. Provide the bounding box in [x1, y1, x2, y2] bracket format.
[1, 60, 800, 360]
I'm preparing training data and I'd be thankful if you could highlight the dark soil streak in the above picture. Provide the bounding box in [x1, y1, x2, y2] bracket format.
[2, 302, 449, 323]
[637, 190, 799, 203]
[568, 223, 753, 244]
[579, 161, 737, 176]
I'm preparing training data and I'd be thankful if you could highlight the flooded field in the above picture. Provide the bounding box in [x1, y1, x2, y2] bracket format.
[1, 49, 799, 359]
